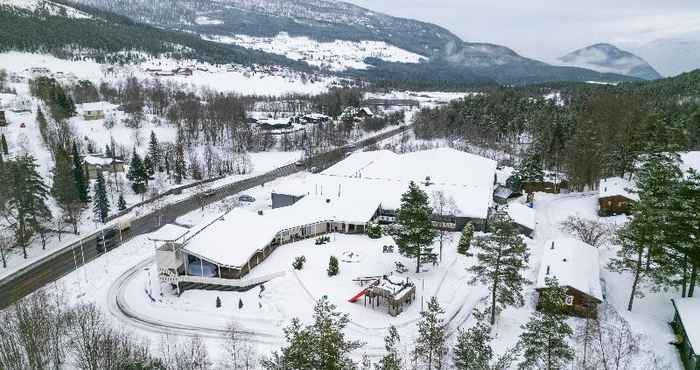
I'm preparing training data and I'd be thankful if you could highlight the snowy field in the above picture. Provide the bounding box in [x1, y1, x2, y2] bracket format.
[32, 161, 685, 367]
[0, 52, 333, 96]
[205, 32, 426, 72]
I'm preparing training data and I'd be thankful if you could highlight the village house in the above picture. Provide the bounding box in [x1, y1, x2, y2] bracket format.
[598, 177, 638, 216]
[83, 155, 125, 179]
[671, 298, 700, 370]
[154, 148, 498, 292]
[536, 238, 603, 318]
[76, 102, 115, 121]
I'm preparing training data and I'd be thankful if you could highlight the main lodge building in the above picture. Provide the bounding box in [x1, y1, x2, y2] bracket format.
[152, 148, 499, 292]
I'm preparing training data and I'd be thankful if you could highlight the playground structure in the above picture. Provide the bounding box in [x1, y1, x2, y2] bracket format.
[349, 275, 416, 316]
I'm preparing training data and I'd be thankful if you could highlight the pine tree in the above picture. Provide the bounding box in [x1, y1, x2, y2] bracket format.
[453, 320, 492, 370]
[143, 154, 155, 177]
[51, 147, 82, 234]
[468, 210, 530, 325]
[457, 223, 474, 255]
[238, 298, 243, 309]
[127, 150, 148, 194]
[327, 256, 339, 277]
[1, 133, 8, 155]
[518, 277, 574, 370]
[36, 108, 49, 146]
[117, 193, 127, 211]
[216, 296, 221, 308]
[262, 297, 362, 370]
[2, 155, 51, 259]
[105, 144, 113, 158]
[71, 141, 90, 203]
[414, 296, 447, 370]
[92, 170, 110, 223]
[395, 181, 438, 273]
[376, 326, 401, 370]
[174, 128, 186, 184]
[148, 131, 161, 172]
[609, 152, 682, 310]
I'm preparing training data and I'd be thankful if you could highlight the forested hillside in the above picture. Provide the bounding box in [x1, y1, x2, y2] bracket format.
[413, 72, 700, 189]
[0, 3, 313, 69]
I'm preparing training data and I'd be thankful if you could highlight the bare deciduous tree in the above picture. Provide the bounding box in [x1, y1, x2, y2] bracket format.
[222, 323, 257, 370]
[560, 216, 612, 247]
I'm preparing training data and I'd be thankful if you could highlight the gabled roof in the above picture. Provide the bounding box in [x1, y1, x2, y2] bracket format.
[536, 238, 603, 302]
[506, 203, 535, 232]
[599, 177, 638, 201]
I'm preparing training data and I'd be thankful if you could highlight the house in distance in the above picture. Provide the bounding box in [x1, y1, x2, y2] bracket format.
[536, 238, 603, 318]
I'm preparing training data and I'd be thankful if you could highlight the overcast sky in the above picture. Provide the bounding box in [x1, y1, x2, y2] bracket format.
[346, 0, 700, 62]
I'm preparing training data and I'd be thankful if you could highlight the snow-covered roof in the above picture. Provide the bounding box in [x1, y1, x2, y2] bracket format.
[148, 224, 190, 242]
[77, 101, 116, 113]
[84, 155, 123, 166]
[673, 298, 700, 350]
[300, 148, 497, 219]
[598, 177, 638, 201]
[506, 203, 535, 231]
[680, 151, 700, 175]
[184, 194, 381, 268]
[536, 238, 603, 302]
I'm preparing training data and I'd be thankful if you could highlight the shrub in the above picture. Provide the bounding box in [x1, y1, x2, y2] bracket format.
[327, 256, 339, 277]
[367, 224, 382, 239]
[457, 223, 474, 255]
[293, 256, 306, 270]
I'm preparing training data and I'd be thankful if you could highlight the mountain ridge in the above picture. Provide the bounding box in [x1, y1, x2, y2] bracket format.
[558, 43, 662, 80]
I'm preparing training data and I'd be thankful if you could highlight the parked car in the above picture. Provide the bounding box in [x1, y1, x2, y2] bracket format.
[238, 194, 256, 203]
[96, 228, 119, 253]
[295, 160, 304, 167]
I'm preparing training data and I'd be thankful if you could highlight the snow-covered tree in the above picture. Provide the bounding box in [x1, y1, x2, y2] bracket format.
[518, 277, 574, 370]
[414, 296, 447, 370]
[262, 297, 362, 369]
[468, 210, 529, 324]
[92, 170, 110, 224]
[453, 320, 492, 370]
[457, 223, 474, 255]
[327, 256, 339, 276]
[376, 326, 402, 370]
[395, 181, 438, 273]
[52, 147, 82, 234]
[127, 150, 148, 194]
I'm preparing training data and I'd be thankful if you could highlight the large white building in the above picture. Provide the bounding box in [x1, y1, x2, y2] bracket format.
[154, 148, 498, 292]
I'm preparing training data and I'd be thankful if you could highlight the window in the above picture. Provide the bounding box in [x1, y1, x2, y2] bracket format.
[565, 295, 574, 306]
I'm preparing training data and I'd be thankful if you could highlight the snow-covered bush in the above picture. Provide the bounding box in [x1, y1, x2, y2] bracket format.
[327, 256, 339, 276]
[292, 255, 306, 270]
[367, 224, 382, 239]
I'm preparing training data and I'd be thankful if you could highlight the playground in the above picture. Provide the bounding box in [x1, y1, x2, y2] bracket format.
[116, 230, 484, 342]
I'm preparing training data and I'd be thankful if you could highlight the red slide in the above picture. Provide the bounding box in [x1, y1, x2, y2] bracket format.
[348, 289, 368, 303]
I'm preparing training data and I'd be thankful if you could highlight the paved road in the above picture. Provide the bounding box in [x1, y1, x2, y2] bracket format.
[0, 125, 410, 309]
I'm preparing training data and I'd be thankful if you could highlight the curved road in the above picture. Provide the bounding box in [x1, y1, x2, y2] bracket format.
[0, 125, 411, 309]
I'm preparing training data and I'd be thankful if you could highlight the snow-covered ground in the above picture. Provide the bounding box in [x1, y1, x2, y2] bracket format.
[0, 52, 333, 96]
[30, 161, 685, 368]
[205, 32, 426, 72]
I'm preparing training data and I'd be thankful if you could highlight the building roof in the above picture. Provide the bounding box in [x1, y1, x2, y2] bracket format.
[279, 148, 497, 219]
[681, 151, 700, 175]
[672, 298, 700, 351]
[506, 203, 536, 232]
[84, 155, 123, 166]
[148, 224, 190, 242]
[536, 238, 603, 302]
[183, 194, 381, 268]
[76, 101, 116, 113]
[599, 177, 639, 201]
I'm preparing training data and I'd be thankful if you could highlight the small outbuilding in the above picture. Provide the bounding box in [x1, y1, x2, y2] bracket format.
[77, 102, 115, 121]
[671, 298, 700, 370]
[598, 177, 638, 216]
[536, 238, 603, 318]
[83, 155, 125, 179]
[505, 203, 535, 237]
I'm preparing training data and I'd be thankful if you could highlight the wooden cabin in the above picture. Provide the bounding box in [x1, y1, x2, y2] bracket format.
[598, 177, 637, 216]
[536, 238, 603, 318]
[672, 298, 700, 370]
